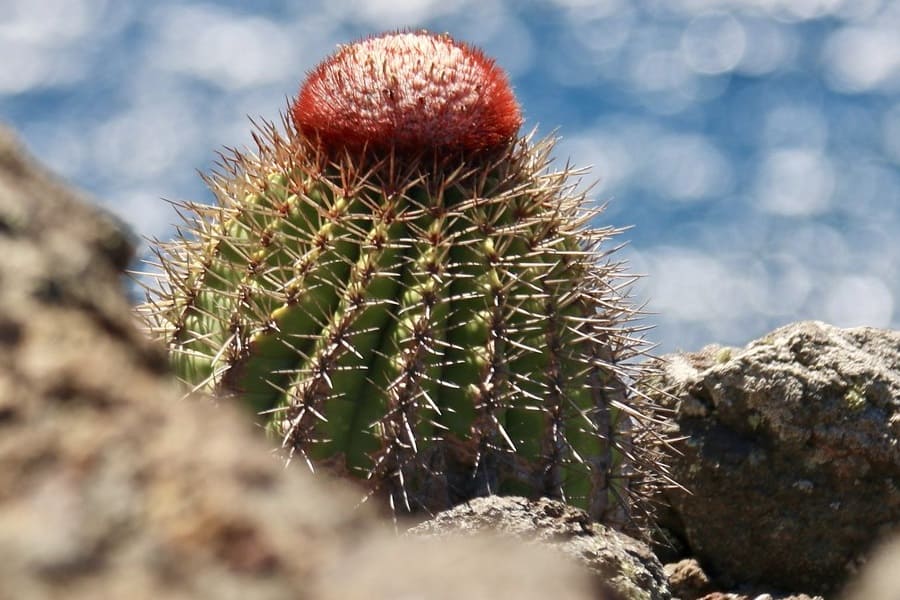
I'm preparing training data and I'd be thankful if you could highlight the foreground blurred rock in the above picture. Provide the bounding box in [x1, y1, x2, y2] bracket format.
[647, 321, 900, 595]
[0, 126, 597, 599]
[409, 496, 672, 600]
[841, 535, 900, 600]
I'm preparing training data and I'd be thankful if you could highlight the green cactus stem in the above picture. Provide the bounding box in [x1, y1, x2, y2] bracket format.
[138, 31, 669, 530]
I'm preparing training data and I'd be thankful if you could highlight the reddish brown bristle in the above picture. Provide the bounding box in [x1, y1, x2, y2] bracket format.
[291, 31, 522, 154]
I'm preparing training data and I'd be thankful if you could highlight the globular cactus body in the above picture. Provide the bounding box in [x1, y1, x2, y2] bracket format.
[141, 31, 666, 528]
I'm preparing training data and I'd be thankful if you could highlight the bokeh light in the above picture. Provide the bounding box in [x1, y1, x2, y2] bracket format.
[2, 0, 898, 353]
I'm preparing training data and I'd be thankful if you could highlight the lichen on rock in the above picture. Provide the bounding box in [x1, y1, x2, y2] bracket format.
[644, 320, 900, 594]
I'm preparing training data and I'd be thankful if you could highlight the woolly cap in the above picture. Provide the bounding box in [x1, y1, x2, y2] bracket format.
[292, 31, 522, 154]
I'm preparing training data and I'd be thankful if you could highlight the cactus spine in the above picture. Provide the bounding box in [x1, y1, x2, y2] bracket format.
[140, 31, 667, 529]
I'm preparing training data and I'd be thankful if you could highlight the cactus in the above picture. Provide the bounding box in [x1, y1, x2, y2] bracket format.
[139, 31, 668, 529]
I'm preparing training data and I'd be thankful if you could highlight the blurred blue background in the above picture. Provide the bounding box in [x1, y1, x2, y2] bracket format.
[2, 0, 899, 353]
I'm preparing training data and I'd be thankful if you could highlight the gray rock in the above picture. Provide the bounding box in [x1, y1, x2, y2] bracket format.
[646, 321, 900, 594]
[0, 125, 596, 600]
[408, 495, 672, 600]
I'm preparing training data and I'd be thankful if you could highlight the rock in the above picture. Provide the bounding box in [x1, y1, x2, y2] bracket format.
[408, 495, 672, 600]
[0, 125, 597, 599]
[695, 594, 821, 600]
[665, 558, 714, 600]
[0, 123, 376, 599]
[645, 321, 900, 594]
[314, 531, 598, 600]
[841, 535, 900, 600]
[663, 559, 824, 600]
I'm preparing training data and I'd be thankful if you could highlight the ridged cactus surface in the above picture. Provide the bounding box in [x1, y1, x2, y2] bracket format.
[140, 31, 667, 528]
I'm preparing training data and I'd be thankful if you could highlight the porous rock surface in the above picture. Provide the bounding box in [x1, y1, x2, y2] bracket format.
[409, 495, 672, 600]
[647, 321, 900, 594]
[664, 558, 714, 600]
[0, 125, 597, 600]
